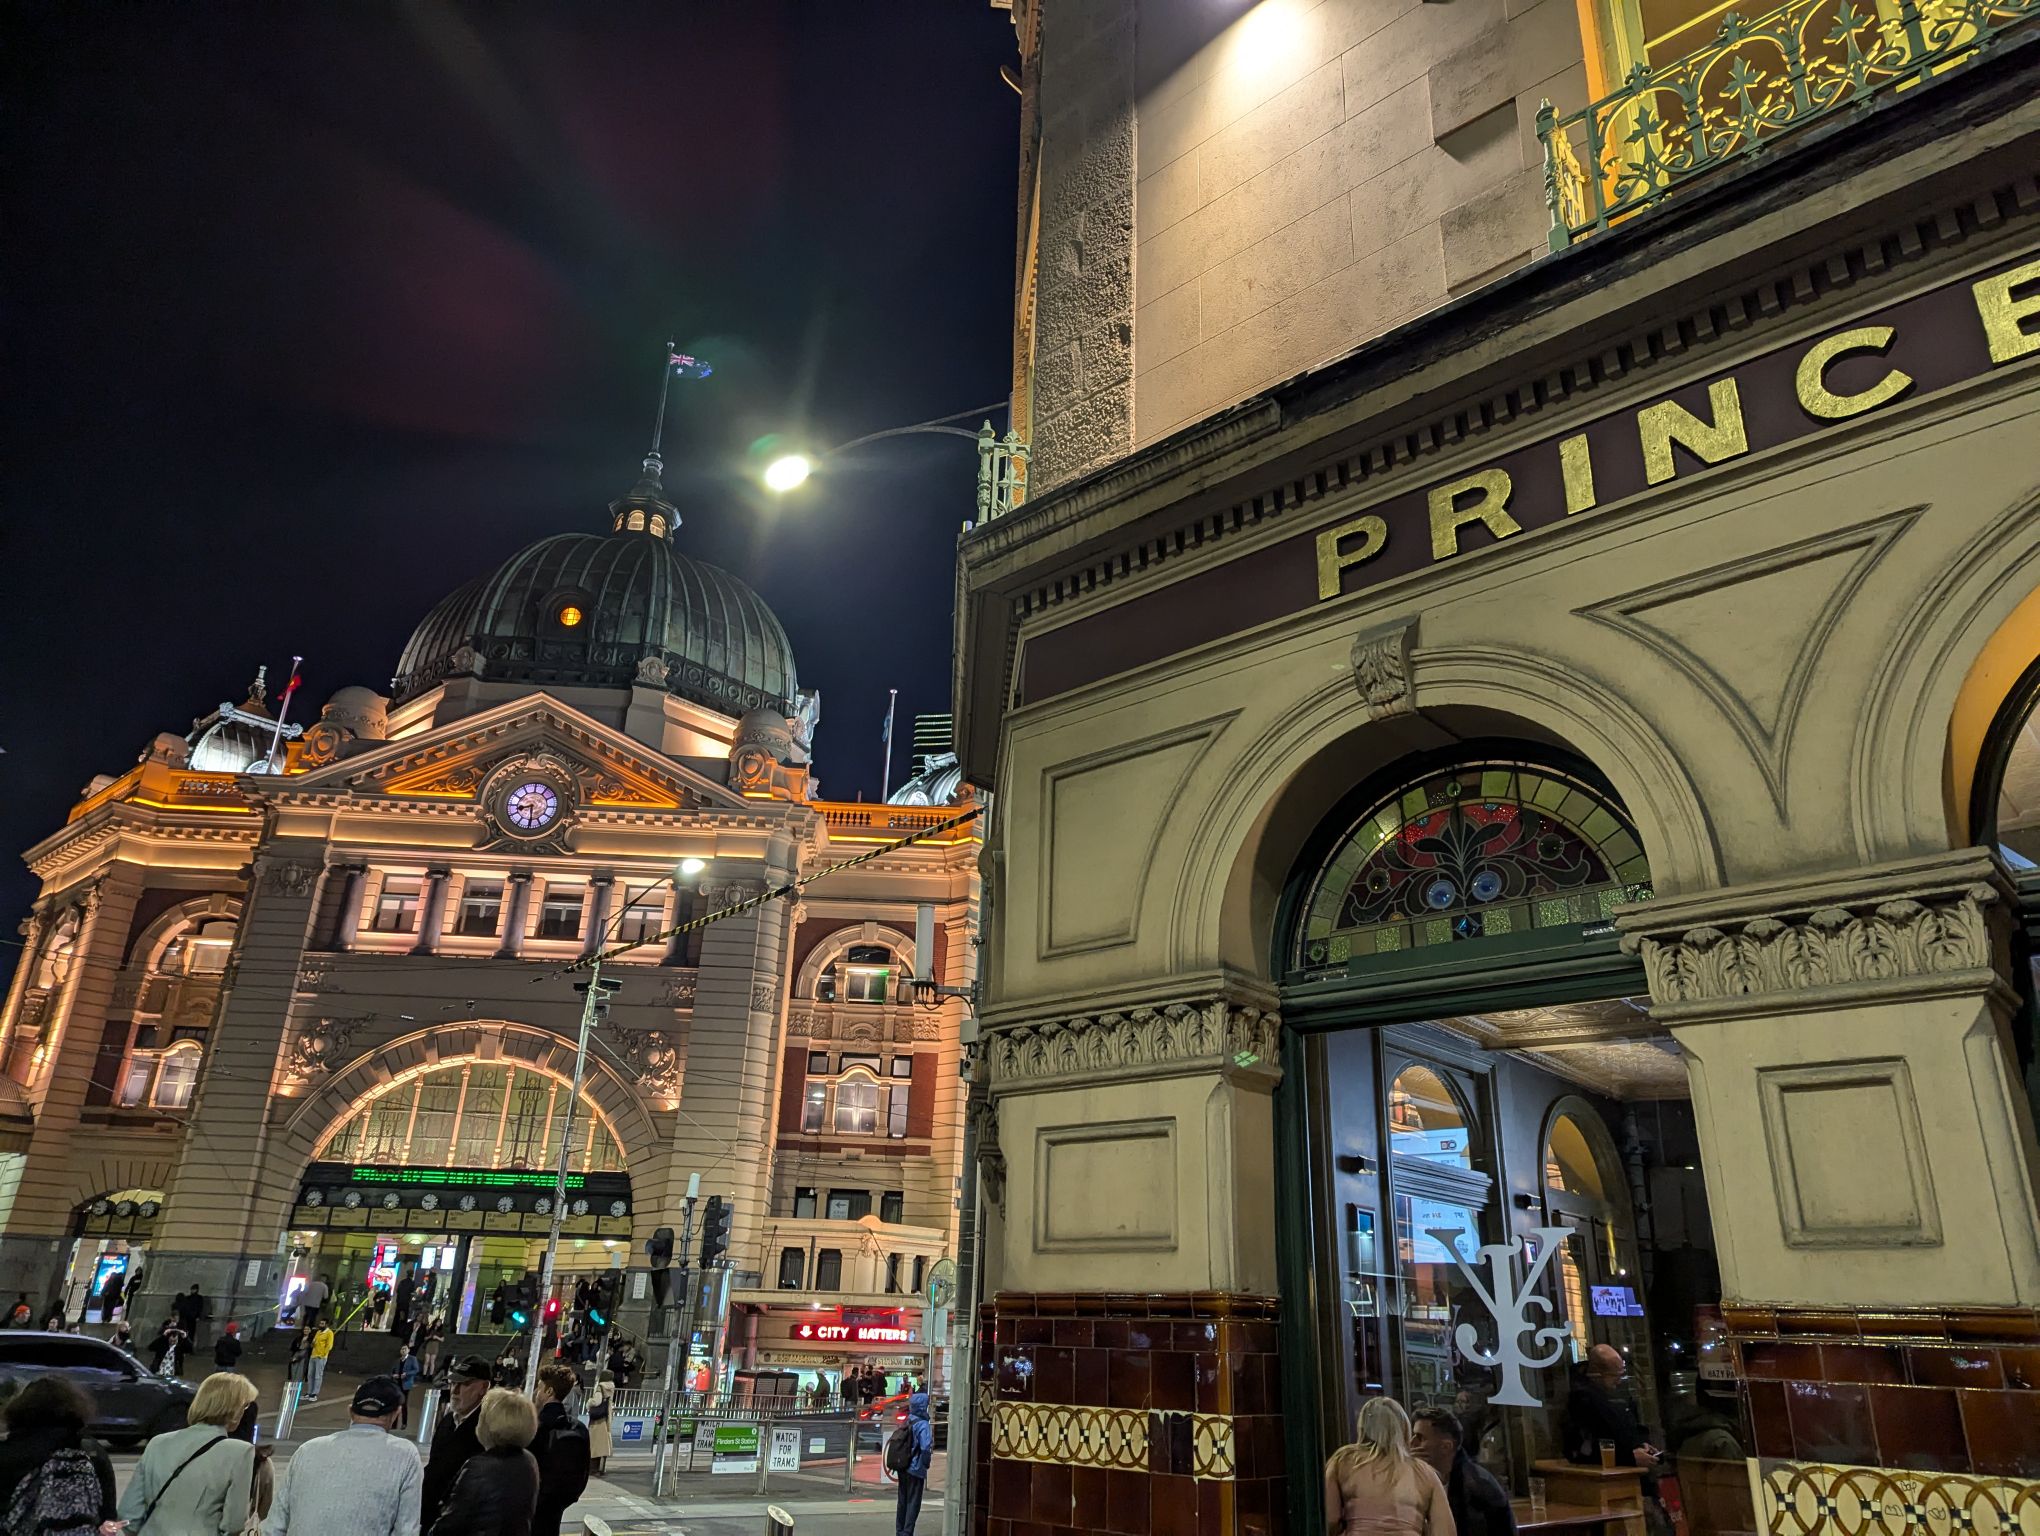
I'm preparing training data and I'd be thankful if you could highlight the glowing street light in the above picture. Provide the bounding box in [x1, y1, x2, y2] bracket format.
[758, 402, 1008, 496]
[762, 453, 813, 493]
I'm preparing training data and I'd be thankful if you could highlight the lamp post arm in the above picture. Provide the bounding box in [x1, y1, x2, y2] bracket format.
[825, 419, 993, 455]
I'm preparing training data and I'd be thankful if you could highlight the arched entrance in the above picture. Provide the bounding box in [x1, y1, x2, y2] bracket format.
[1277, 747, 1732, 1501]
[65, 1189, 162, 1323]
[285, 1053, 638, 1338]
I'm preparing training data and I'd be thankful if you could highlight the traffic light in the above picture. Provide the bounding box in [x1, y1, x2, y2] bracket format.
[646, 1225, 674, 1308]
[588, 1272, 616, 1329]
[699, 1195, 732, 1267]
[543, 1295, 561, 1322]
[508, 1272, 535, 1330]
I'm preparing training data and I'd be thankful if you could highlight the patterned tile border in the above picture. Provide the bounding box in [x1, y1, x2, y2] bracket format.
[1756, 1460, 2040, 1536]
[987, 1399, 1238, 1479]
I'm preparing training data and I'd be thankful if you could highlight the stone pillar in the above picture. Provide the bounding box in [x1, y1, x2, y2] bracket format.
[327, 864, 368, 952]
[1616, 848, 2040, 1474]
[495, 872, 533, 960]
[135, 846, 325, 1340]
[582, 875, 615, 958]
[410, 867, 450, 957]
[0, 870, 145, 1302]
[974, 991, 1286, 1532]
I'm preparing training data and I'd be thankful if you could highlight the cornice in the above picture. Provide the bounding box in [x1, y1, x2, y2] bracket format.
[986, 995, 1282, 1095]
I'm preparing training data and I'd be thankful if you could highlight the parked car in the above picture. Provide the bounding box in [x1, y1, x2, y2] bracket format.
[0, 1330, 196, 1444]
[855, 1390, 949, 1450]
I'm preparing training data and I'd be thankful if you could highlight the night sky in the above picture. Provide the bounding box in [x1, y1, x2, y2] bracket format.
[1, 4, 1020, 927]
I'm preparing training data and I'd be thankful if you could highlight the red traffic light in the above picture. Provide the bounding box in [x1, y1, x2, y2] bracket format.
[544, 1297, 561, 1318]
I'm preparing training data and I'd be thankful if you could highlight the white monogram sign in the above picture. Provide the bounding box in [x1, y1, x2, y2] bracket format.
[1427, 1225, 1574, 1407]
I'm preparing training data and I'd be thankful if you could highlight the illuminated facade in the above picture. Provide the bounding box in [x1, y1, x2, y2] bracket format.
[0, 452, 976, 1395]
[959, 0, 2040, 1530]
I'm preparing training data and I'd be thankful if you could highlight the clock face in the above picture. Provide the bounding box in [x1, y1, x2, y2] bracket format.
[504, 782, 560, 831]
[458, 1194, 477, 1213]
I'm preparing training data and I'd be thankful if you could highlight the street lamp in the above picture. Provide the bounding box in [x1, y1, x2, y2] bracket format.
[759, 402, 1028, 526]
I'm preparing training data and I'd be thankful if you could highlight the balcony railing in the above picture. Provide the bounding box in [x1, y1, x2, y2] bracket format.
[1537, 0, 2036, 249]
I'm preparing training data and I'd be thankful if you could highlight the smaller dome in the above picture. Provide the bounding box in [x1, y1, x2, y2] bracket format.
[887, 751, 965, 806]
[186, 668, 301, 773]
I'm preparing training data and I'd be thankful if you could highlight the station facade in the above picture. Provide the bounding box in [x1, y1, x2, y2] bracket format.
[959, 0, 2040, 1530]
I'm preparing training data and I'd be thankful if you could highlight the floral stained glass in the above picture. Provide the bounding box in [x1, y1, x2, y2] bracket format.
[1293, 762, 1652, 976]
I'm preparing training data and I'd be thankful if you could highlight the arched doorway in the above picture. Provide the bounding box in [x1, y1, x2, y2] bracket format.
[1278, 747, 1728, 1493]
[65, 1189, 163, 1323]
[1971, 651, 2040, 1112]
[287, 1058, 634, 1338]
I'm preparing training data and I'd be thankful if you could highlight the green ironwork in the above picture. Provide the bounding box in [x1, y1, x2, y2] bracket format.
[1537, 0, 2038, 249]
[974, 421, 1029, 525]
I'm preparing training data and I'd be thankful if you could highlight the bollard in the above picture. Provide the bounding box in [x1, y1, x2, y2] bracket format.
[764, 1506, 794, 1536]
[843, 1420, 858, 1492]
[415, 1387, 439, 1446]
[274, 1381, 301, 1442]
[754, 1416, 769, 1496]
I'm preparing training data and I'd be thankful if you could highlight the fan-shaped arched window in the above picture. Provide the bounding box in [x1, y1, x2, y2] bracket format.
[1291, 760, 1652, 979]
[818, 945, 898, 1005]
[315, 1062, 625, 1172]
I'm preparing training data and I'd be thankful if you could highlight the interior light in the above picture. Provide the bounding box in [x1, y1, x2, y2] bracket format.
[558, 604, 584, 628]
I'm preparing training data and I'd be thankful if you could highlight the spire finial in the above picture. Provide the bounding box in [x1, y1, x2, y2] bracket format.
[245, 665, 269, 709]
[610, 342, 711, 538]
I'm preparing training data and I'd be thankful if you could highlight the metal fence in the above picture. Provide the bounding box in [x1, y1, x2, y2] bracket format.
[602, 1388, 898, 1497]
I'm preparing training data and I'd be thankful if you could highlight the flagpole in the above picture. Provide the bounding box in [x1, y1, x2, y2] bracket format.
[263, 656, 304, 772]
[880, 688, 898, 801]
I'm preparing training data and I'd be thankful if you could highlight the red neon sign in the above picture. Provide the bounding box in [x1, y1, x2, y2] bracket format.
[792, 1322, 915, 1343]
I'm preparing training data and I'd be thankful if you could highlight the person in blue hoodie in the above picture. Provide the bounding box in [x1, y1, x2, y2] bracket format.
[888, 1391, 936, 1535]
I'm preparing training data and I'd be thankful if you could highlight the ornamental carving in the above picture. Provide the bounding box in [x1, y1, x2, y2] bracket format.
[620, 1029, 683, 1096]
[448, 644, 483, 677]
[1624, 885, 1998, 1006]
[283, 1016, 366, 1085]
[657, 973, 697, 1008]
[296, 958, 333, 992]
[261, 861, 320, 899]
[749, 981, 778, 1013]
[1350, 620, 1416, 721]
[988, 1000, 1282, 1087]
[634, 654, 670, 687]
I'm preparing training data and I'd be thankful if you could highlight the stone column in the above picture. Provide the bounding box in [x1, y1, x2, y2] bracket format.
[495, 872, 533, 960]
[974, 990, 1287, 1528]
[410, 867, 450, 957]
[0, 871, 144, 1300]
[1615, 848, 2040, 1474]
[135, 845, 326, 1339]
[328, 864, 368, 951]
[582, 875, 615, 958]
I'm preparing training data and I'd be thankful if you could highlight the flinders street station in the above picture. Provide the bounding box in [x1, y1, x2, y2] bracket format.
[0, 443, 977, 1394]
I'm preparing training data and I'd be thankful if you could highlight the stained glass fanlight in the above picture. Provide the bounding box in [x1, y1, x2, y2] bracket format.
[1292, 760, 1652, 977]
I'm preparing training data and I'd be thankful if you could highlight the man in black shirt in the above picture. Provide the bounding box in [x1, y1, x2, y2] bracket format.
[1562, 1345, 1663, 1474]
[1412, 1409, 1516, 1536]
[420, 1356, 494, 1528]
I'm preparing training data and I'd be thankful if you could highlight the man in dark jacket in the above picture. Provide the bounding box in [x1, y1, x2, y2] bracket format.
[530, 1364, 591, 1536]
[212, 1320, 244, 1371]
[1563, 1346, 1662, 1473]
[422, 1357, 495, 1528]
[173, 1284, 207, 1346]
[886, 1391, 936, 1536]
[1413, 1409, 1516, 1536]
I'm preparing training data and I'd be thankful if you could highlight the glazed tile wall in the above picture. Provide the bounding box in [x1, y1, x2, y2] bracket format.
[971, 1291, 1285, 1536]
[1730, 1306, 2040, 1476]
[1754, 1458, 2040, 1536]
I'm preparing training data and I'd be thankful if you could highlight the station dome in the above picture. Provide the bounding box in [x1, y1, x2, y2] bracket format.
[391, 465, 799, 719]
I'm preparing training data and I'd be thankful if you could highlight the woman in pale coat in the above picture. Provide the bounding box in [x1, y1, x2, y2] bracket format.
[1323, 1397, 1455, 1536]
[583, 1373, 614, 1475]
[119, 1372, 258, 1536]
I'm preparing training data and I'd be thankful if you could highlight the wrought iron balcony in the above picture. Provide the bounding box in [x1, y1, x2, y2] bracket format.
[973, 422, 1028, 525]
[1537, 0, 2036, 249]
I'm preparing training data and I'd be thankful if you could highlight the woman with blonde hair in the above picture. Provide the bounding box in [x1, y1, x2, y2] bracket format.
[1323, 1397, 1455, 1536]
[119, 1372, 258, 1536]
[428, 1387, 539, 1536]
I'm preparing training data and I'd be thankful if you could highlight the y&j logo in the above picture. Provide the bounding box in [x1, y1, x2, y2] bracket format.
[1426, 1225, 1574, 1407]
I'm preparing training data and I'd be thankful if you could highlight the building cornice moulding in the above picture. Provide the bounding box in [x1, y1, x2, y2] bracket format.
[986, 995, 1283, 1095]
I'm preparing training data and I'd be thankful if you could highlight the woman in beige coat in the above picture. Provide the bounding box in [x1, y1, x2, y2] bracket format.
[583, 1373, 614, 1474]
[1323, 1397, 1456, 1536]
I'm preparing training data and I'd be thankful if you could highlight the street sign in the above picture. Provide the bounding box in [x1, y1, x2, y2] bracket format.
[711, 1423, 760, 1474]
[767, 1426, 801, 1471]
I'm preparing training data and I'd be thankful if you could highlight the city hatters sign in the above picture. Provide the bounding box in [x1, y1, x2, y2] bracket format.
[1015, 252, 2040, 705]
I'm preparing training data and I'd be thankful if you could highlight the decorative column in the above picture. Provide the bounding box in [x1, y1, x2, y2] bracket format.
[411, 867, 450, 956]
[974, 990, 1287, 1533]
[495, 871, 533, 959]
[1615, 848, 2040, 1480]
[582, 874, 615, 958]
[327, 864, 368, 951]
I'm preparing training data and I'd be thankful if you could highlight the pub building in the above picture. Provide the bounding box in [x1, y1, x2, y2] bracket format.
[954, 0, 2040, 1531]
[0, 431, 977, 1383]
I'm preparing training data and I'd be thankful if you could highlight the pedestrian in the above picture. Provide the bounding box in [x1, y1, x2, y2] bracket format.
[0, 1375, 118, 1529]
[213, 1322, 244, 1373]
[288, 1326, 312, 1385]
[42, 1297, 67, 1332]
[308, 1321, 336, 1401]
[150, 1318, 189, 1376]
[369, 1285, 390, 1330]
[175, 1285, 208, 1348]
[420, 1359, 494, 1531]
[111, 1316, 134, 1353]
[394, 1274, 416, 1334]
[884, 1390, 936, 1536]
[97, 1269, 126, 1322]
[295, 1275, 330, 1328]
[263, 1377, 421, 1536]
[527, 1365, 589, 1536]
[5, 1292, 30, 1327]
[426, 1389, 537, 1536]
[1321, 1397, 1452, 1536]
[395, 1346, 423, 1431]
[419, 1317, 443, 1381]
[118, 1372, 260, 1536]
[1413, 1409, 1514, 1536]
[582, 1375, 613, 1477]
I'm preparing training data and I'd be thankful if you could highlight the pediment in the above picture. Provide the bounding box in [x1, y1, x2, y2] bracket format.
[278, 694, 750, 814]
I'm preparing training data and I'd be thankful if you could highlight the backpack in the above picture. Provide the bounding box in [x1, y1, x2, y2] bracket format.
[6, 1448, 103, 1536]
[884, 1424, 915, 1475]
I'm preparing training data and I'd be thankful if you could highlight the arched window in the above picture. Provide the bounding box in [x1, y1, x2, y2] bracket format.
[818, 944, 897, 1005]
[833, 1070, 881, 1135]
[1291, 759, 1652, 979]
[159, 916, 235, 976]
[1387, 1065, 1473, 1170]
[315, 1062, 625, 1172]
[154, 1044, 202, 1109]
[1975, 655, 2040, 870]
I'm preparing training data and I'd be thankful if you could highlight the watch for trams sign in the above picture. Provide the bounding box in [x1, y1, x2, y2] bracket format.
[1016, 252, 2040, 706]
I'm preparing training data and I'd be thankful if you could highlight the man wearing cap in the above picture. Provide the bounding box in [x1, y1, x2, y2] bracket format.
[265, 1376, 422, 1536]
[421, 1357, 493, 1529]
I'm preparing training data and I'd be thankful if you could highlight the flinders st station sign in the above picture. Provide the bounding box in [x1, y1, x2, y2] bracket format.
[1014, 252, 2040, 706]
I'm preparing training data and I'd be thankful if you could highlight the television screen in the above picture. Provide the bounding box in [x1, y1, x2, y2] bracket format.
[1591, 1284, 1644, 1318]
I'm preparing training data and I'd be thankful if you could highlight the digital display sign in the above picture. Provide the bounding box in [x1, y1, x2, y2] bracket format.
[347, 1168, 588, 1190]
[1591, 1285, 1645, 1318]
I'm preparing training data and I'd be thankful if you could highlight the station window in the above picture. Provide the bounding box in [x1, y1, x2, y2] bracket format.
[118, 1055, 154, 1108]
[457, 881, 503, 937]
[885, 1254, 903, 1293]
[833, 1074, 880, 1135]
[801, 1084, 826, 1134]
[538, 887, 585, 940]
[890, 1056, 912, 1078]
[794, 1187, 817, 1219]
[818, 944, 899, 1004]
[826, 1189, 870, 1221]
[807, 1052, 831, 1075]
[814, 1249, 842, 1291]
[370, 878, 422, 933]
[155, 1047, 201, 1110]
[887, 1088, 909, 1139]
[615, 894, 665, 946]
